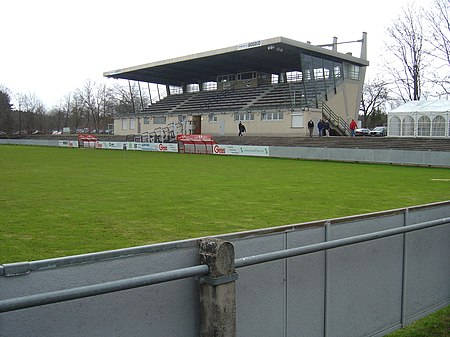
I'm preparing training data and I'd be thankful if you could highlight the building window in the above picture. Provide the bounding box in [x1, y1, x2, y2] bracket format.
[286, 71, 302, 82]
[121, 119, 128, 130]
[208, 114, 218, 122]
[389, 116, 401, 136]
[153, 116, 167, 124]
[237, 72, 256, 80]
[143, 117, 150, 124]
[202, 82, 217, 91]
[402, 116, 414, 136]
[432, 115, 446, 136]
[291, 114, 303, 128]
[261, 112, 283, 120]
[344, 63, 360, 80]
[418, 116, 431, 136]
[235, 112, 254, 121]
[129, 118, 136, 130]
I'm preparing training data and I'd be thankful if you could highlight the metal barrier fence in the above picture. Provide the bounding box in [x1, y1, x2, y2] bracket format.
[1, 204, 449, 336]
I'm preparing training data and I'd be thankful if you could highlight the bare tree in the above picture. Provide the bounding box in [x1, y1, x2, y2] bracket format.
[385, 3, 429, 101]
[15, 92, 45, 132]
[76, 80, 115, 132]
[425, 0, 450, 96]
[360, 78, 391, 127]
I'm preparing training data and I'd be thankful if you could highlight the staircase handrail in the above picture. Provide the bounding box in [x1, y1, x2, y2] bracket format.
[319, 101, 350, 136]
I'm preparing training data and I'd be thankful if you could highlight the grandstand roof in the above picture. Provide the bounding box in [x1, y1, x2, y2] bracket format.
[103, 36, 369, 86]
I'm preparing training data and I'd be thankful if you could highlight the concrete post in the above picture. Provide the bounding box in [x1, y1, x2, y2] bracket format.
[199, 238, 237, 337]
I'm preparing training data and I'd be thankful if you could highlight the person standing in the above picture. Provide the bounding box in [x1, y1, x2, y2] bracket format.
[238, 121, 246, 136]
[307, 119, 314, 137]
[317, 119, 324, 137]
[350, 119, 357, 137]
[324, 120, 330, 137]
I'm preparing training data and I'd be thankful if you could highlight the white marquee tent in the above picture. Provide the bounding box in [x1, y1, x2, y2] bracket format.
[387, 100, 450, 138]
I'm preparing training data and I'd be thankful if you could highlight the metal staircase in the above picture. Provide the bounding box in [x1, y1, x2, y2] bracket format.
[126, 122, 185, 143]
[319, 101, 350, 136]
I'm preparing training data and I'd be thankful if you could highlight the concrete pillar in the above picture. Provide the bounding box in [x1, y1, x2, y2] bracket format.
[199, 238, 237, 337]
[332, 37, 338, 52]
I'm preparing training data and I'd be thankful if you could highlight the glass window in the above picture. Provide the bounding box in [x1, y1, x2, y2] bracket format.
[202, 82, 217, 91]
[143, 117, 150, 125]
[402, 116, 414, 136]
[262, 112, 283, 120]
[333, 62, 343, 79]
[235, 112, 254, 121]
[418, 116, 431, 136]
[389, 116, 401, 136]
[153, 116, 167, 124]
[344, 63, 360, 80]
[121, 119, 128, 130]
[187, 84, 200, 93]
[208, 114, 217, 122]
[238, 72, 255, 80]
[129, 118, 136, 130]
[286, 71, 303, 82]
[432, 115, 446, 136]
[313, 56, 324, 80]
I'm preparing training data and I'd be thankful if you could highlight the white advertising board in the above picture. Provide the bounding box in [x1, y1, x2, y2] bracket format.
[141, 143, 178, 152]
[212, 144, 269, 157]
[96, 141, 127, 150]
[58, 140, 78, 148]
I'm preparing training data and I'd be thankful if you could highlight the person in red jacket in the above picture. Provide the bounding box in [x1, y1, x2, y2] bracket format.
[350, 119, 357, 137]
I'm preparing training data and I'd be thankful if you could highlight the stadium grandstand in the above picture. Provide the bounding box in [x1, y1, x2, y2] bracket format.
[104, 34, 368, 140]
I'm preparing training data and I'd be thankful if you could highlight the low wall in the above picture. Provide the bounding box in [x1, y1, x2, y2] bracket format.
[1, 201, 449, 337]
[1, 138, 449, 167]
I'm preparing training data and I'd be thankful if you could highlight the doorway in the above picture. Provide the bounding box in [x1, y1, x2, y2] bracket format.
[192, 115, 202, 134]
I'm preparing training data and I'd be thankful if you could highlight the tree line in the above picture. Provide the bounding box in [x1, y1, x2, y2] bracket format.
[361, 0, 450, 128]
[0, 79, 143, 134]
[1, 0, 449, 133]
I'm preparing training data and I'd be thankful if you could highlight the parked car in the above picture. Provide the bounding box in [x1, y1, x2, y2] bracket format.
[370, 126, 387, 137]
[355, 128, 371, 136]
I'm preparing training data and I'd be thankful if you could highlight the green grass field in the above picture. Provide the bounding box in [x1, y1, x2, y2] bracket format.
[1, 145, 449, 263]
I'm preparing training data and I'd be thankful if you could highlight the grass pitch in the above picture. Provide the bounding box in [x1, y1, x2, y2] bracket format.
[1, 145, 449, 263]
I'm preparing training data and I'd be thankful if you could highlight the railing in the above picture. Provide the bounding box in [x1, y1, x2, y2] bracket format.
[1, 216, 448, 314]
[320, 100, 351, 136]
[127, 122, 184, 143]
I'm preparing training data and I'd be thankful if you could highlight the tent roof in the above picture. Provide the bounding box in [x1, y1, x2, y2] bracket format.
[390, 100, 450, 114]
[103, 36, 369, 86]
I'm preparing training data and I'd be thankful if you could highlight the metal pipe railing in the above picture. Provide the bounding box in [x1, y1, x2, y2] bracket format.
[0, 217, 448, 314]
[0, 265, 209, 313]
[235, 217, 449, 268]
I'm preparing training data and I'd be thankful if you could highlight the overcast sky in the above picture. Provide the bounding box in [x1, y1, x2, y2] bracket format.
[1, 0, 431, 107]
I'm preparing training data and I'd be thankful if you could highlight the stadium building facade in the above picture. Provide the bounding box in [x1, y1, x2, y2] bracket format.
[104, 34, 368, 138]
